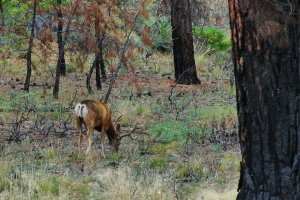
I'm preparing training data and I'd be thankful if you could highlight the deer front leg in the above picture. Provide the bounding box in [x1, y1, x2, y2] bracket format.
[100, 126, 106, 158]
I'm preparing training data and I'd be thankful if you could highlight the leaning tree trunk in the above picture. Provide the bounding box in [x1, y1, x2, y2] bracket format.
[24, 0, 37, 92]
[56, 0, 66, 76]
[228, 0, 300, 199]
[170, 0, 200, 85]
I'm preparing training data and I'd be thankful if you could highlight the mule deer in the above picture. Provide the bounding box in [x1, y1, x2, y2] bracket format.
[74, 100, 120, 156]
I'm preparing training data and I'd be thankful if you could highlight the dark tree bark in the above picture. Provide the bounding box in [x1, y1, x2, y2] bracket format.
[0, 0, 3, 26]
[228, 0, 300, 199]
[24, 0, 37, 92]
[56, 0, 66, 76]
[53, 0, 64, 99]
[0, 0, 2, 13]
[52, 1, 77, 99]
[86, 60, 95, 94]
[170, 0, 200, 85]
[94, 21, 103, 90]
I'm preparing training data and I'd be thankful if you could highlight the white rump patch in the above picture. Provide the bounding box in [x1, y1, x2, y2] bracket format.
[74, 103, 88, 118]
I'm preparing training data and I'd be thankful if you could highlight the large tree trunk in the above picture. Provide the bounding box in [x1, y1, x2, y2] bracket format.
[24, 0, 37, 92]
[228, 0, 300, 199]
[170, 0, 200, 85]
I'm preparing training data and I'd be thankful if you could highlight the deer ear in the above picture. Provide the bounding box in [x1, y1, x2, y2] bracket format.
[116, 123, 121, 134]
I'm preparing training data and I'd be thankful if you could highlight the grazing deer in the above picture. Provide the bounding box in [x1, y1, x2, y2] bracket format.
[74, 100, 120, 156]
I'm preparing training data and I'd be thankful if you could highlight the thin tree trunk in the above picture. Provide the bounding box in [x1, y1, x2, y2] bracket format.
[94, 21, 102, 90]
[0, 0, 4, 26]
[94, 20, 107, 90]
[228, 0, 300, 199]
[24, 0, 37, 92]
[53, 0, 64, 99]
[170, 0, 200, 85]
[57, 0, 66, 76]
[99, 47, 106, 80]
[86, 60, 95, 94]
[52, 1, 78, 99]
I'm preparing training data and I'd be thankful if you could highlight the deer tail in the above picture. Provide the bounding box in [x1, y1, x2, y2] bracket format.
[74, 103, 88, 119]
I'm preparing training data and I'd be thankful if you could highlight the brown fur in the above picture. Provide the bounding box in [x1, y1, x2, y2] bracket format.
[75, 100, 120, 155]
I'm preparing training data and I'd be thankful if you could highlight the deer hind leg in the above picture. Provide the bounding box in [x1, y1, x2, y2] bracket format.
[85, 126, 94, 155]
[76, 117, 83, 152]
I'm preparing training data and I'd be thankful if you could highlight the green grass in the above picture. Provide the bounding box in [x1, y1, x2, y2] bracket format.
[0, 42, 239, 200]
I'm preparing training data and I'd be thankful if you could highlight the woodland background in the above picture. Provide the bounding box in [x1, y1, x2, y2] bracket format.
[0, 0, 239, 199]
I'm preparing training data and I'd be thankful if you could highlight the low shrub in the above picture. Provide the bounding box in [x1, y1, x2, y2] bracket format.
[193, 26, 231, 52]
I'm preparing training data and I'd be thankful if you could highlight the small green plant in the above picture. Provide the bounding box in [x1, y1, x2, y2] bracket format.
[45, 148, 59, 160]
[21, 136, 31, 148]
[193, 26, 231, 52]
[135, 104, 151, 117]
[149, 157, 168, 170]
[176, 163, 204, 182]
[107, 152, 122, 163]
[66, 63, 77, 73]
[38, 176, 60, 196]
[0, 161, 11, 192]
[148, 142, 182, 156]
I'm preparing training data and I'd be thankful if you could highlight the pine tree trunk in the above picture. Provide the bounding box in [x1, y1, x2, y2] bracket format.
[24, 0, 37, 92]
[94, 22, 102, 90]
[86, 60, 95, 94]
[95, 54, 101, 90]
[170, 0, 200, 85]
[94, 20, 107, 89]
[53, 0, 64, 99]
[57, 0, 66, 76]
[0, 0, 4, 26]
[228, 0, 300, 199]
[100, 48, 106, 80]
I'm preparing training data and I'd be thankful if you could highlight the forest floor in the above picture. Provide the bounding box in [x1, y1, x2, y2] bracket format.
[0, 52, 240, 199]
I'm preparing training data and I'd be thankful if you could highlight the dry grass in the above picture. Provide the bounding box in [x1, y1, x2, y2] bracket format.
[0, 46, 239, 199]
[195, 188, 237, 200]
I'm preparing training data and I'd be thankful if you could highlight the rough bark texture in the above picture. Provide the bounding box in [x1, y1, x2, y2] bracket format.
[170, 0, 200, 85]
[228, 0, 300, 199]
[24, 0, 37, 92]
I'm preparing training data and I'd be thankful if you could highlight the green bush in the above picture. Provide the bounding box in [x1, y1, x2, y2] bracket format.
[151, 18, 172, 52]
[193, 26, 231, 52]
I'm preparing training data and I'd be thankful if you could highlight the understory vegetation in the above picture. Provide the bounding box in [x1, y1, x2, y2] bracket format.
[0, 51, 239, 199]
[0, 0, 240, 199]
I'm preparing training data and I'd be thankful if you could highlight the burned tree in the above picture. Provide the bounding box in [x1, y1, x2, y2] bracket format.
[56, 0, 66, 76]
[24, 0, 37, 92]
[53, 0, 78, 99]
[228, 0, 300, 199]
[170, 0, 200, 85]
